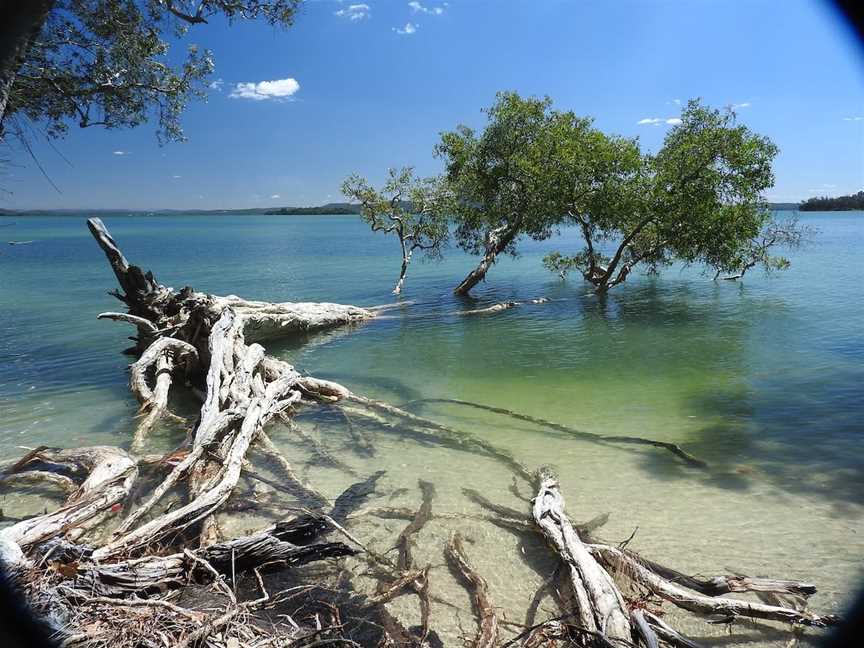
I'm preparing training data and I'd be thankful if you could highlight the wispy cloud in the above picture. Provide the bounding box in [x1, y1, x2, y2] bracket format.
[335, 3, 370, 21]
[229, 78, 300, 101]
[393, 22, 418, 35]
[172, 175, 182, 179]
[637, 117, 681, 126]
[270, 194, 281, 199]
[671, 98, 681, 106]
[209, 78, 224, 91]
[409, 1, 445, 15]
[113, 150, 129, 155]
[730, 101, 751, 109]
[843, 116, 864, 121]
[808, 183, 838, 193]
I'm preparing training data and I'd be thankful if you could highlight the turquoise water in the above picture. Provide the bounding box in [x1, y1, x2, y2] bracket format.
[1, 212, 862, 645]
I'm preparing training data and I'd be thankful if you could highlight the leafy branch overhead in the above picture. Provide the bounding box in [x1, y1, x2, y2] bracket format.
[342, 167, 448, 294]
[0, 0, 302, 143]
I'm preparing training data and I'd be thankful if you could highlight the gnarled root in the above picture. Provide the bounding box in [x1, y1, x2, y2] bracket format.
[445, 532, 498, 648]
[0, 446, 137, 557]
[129, 336, 198, 450]
[407, 397, 708, 469]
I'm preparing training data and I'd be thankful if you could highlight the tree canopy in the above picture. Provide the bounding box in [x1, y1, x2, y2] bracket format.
[434, 92, 568, 295]
[348, 94, 797, 295]
[544, 100, 786, 292]
[342, 167, 448, 294]
[0, 0, 301, 145]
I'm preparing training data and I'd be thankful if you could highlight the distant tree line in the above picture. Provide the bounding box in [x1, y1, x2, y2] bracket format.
[266, 203, 362, 216]
[800, 191, 864, 211]
[345, 92, 806, 296]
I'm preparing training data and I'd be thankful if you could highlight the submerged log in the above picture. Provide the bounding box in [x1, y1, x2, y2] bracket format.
[407, 397, 709, 469]
[460, 297, 550, 316]
[445, 532, 498, 648]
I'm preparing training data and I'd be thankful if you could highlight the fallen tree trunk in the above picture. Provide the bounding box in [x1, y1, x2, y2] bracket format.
[460, 297, 549, 315]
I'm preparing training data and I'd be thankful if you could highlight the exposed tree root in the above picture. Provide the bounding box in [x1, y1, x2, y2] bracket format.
[533, 468, 632, 642]
[406, 397, 709, 469]
[445, 532, 498, 648]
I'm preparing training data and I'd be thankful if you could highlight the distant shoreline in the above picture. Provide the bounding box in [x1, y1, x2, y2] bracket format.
[2, 204, 862, 217]
[0, 202, 363, 217]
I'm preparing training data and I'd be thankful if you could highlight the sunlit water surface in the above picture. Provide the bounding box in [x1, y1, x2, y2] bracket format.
[0, 212, 862, 646]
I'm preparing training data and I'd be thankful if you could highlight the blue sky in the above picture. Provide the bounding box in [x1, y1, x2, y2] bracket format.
[3, 0, 863, 210]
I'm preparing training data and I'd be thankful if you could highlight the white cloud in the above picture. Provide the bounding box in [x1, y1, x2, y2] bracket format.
[113, 150, 128, 155]
[731, 101, 751, 109]
[672, 98, 681, 106]
[270, 194, 281, 199]
[209, 78, 224, 91]
[229, 78, 300, 101]
[637, 116, 681, 126]
[393, 22, 418, 35]
[335, 3, 370, 21]
[843, 116, 864, 121]
[172, 175, 182, 179]
[409, 1, 445, 15]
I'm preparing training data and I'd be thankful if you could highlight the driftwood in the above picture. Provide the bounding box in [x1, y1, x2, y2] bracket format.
[532, 469, 632, 642]
[0, 217, 844, 648]
[528, 469, 840, 647]
[460, 297, 550, 315]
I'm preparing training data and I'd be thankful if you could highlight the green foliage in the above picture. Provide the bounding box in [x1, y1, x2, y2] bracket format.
[342, 167, 449, 260]
[6, 0, 300, 143]
[543, 98, 790, 291]
[800, 191, 864, 211]
[712, 216, 813, 280]
[342, 168, 449, 292]
[434, 92, 564, 259]
[353, 94, 797, 294]
[543, 251, 599, 280]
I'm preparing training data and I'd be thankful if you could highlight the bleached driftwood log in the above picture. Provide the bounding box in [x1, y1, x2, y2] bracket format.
[528, 470, 840, 647]
[86, 217, 373, 353]
[532, 469, 632, 643]
[0, 446, 137, 560]
[460, 297, 549, 315]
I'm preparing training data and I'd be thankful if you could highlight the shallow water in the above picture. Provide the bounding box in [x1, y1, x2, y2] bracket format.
[1, 212, 862, 645]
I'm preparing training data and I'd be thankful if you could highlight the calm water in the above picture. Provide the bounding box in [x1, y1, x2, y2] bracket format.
[1, 212, 862, 645]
